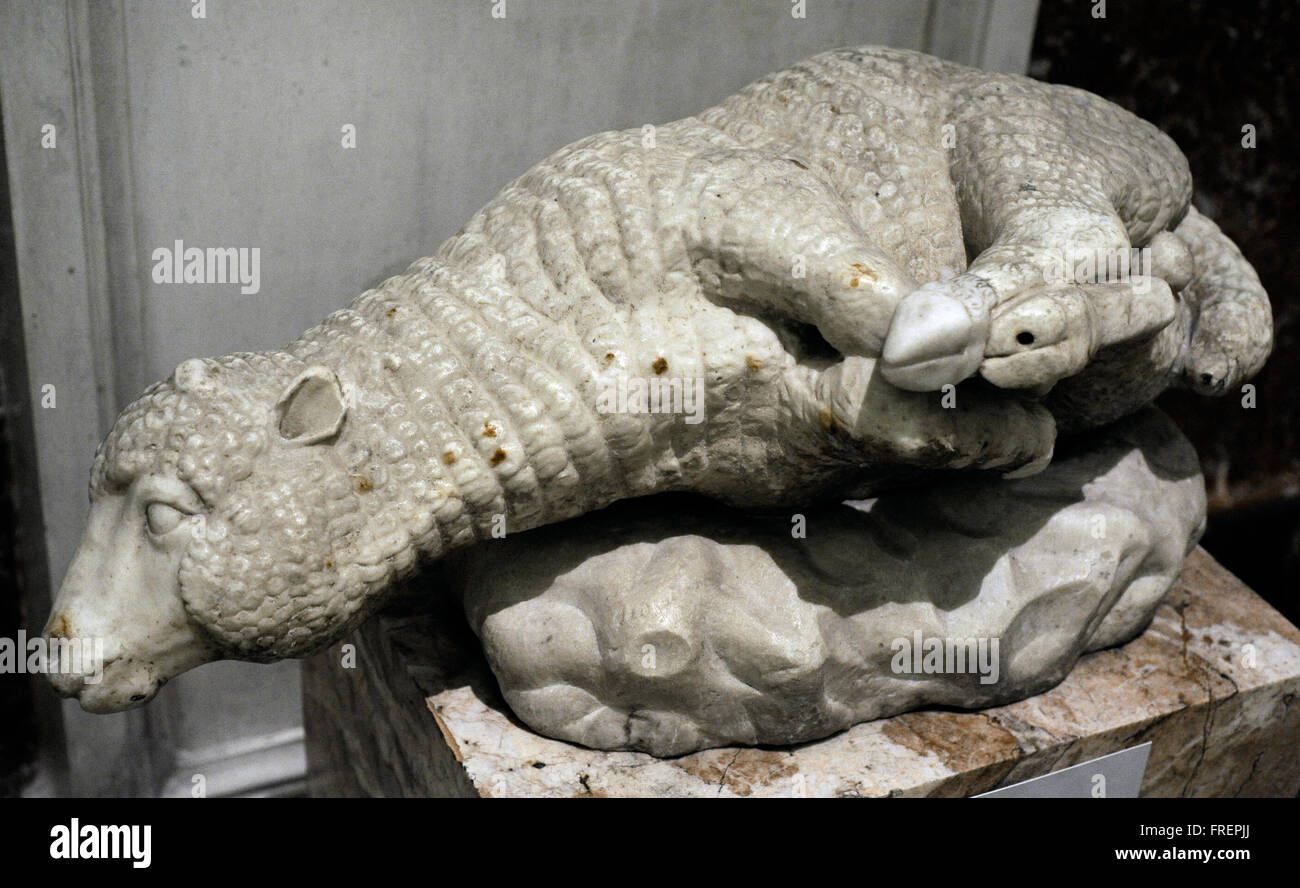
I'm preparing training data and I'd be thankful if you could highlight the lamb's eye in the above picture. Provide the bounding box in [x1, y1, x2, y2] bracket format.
[145, 502, 186, 536]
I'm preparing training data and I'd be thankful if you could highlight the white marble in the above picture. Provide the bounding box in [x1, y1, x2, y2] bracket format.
[458, 408, 1207, 755]
[42, 49, 1270, 745]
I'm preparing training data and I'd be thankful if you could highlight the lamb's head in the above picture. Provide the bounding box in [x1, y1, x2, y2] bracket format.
[45, 353, 380, 712]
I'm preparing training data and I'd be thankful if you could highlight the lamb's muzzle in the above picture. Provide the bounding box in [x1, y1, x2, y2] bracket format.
[44, 474, 218, 711]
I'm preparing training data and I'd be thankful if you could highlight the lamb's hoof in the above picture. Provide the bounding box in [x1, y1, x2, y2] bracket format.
[880, 286, 986, 391]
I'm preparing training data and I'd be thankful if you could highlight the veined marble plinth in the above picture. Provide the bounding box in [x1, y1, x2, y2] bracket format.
[302, 548, 1300, 797]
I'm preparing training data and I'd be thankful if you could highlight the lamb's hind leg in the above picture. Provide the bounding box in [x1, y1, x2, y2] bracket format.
[1171, 206, 1273, 395]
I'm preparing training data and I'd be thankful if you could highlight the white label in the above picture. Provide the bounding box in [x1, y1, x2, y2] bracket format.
[974, 743, 1151, 798]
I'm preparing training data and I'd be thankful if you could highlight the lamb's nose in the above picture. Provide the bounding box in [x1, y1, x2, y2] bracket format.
[43, 614, 80, 697]
[76, 663, 157, 713]
[46, 669, 87, 698]
[43, 610, 72, 640]
[880, 286, 986, 391]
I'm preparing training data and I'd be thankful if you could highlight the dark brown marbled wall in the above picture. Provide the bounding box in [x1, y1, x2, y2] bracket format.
[1031, 0, 1298, 507]
[1029, 0, 1299, 619]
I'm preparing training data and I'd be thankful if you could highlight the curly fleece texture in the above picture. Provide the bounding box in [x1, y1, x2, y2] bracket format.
[86, 46, 1267, 663]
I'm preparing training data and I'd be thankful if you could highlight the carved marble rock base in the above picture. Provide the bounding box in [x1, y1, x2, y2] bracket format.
[454, 408, 1207, 756]
[303, 548, 1300, 797]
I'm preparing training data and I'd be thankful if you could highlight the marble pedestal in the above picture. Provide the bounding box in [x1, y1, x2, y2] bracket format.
[302, 548, 1300, 797]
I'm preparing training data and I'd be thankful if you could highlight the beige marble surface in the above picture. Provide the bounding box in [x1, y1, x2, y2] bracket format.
[303, 547, 1300, 797]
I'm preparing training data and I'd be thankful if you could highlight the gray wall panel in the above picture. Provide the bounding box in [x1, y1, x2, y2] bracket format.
[4, 0, 1036, 796]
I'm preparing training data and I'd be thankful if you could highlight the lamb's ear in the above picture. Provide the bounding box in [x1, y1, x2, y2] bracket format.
[173, 358, 216, 395]
[275, 366, 347, 444]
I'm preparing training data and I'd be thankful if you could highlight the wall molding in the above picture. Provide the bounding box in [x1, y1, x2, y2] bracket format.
[2, 0, 1036, 798]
